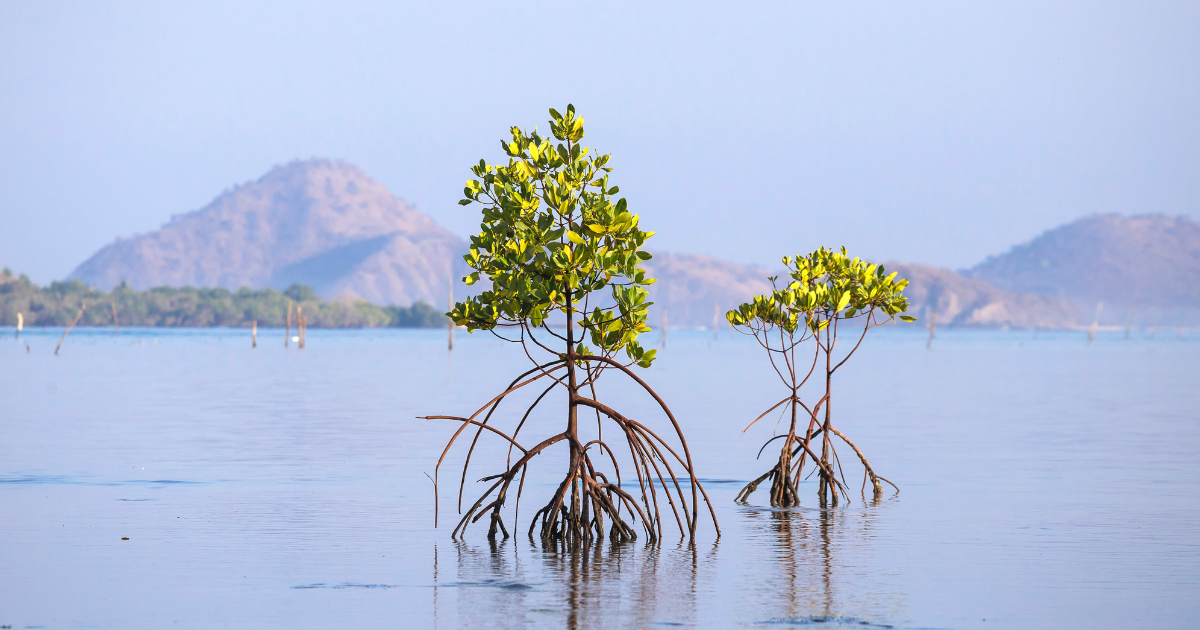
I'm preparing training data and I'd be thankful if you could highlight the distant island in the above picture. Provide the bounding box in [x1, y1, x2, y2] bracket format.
[68, 159, 466, 307]
[17, 159, 1197, 330]
[0, 270, 444, 328]
[966, 214, 1200, 326]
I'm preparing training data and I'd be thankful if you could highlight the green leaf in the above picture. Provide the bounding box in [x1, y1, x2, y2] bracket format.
[566, 230, 585, 244]
[899, 315, 917, 322]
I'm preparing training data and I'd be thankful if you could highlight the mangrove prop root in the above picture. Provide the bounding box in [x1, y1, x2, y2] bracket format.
[737, 395, 846, 507]
[738, 433, 845, 507]
[828, 425, 898, 497]
[429, 367, 717, 544]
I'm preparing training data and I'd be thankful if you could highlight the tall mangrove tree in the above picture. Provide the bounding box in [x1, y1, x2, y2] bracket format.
[423, 105, 718, 545]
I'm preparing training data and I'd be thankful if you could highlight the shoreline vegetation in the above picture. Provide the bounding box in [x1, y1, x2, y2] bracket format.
[0, 269, 445, 328]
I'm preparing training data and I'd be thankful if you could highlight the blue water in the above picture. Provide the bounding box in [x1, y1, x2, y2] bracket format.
[1, 326, 1197, 629]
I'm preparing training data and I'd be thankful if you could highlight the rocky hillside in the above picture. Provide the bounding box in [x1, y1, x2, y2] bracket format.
[64, 159, 1095, 328]
[965, 214, 1200, 323]
[887, 263, 1078, 328]
[70, 160, 467, 306]
[639, 254, 1078, 329]
[642, 252, 775, 328]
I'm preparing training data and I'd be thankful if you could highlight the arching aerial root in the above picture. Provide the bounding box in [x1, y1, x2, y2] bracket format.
[827, 426, 898, 498]
[737, 422, 903, 506]
[430, 390, 716, 543]
[425, 350, 720, 543]
[447, 425, 699, 545]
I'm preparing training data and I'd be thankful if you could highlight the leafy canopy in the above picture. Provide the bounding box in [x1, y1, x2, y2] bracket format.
[727, 246, 915, 334]
[450, 105, 659, 367]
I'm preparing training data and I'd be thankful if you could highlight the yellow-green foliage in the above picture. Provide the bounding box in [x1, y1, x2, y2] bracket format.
[451, 105, 658, 367]
[727, 246, 916, 333]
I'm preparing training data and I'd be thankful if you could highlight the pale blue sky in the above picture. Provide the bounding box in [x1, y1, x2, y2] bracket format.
[2, 1, 1197, 283]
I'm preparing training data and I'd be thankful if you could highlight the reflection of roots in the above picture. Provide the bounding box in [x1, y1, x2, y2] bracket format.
[426, 357, 719, 544]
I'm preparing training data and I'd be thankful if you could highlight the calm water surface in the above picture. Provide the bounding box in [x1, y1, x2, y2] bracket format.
[1, 327, 1197, 629]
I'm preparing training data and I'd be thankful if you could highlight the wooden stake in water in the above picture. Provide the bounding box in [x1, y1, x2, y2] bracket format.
[110, 300, 119, 335]
[55, 299, 87, 356]
[661, 306, 668, 349]
[1088, 302, 1104, 343]
[286, 300, 292, 348]
[252, 320, 257, 348]
[15, 312, 21, 339]
[298, 308, 305, 350]
[926, 311, 937, 350]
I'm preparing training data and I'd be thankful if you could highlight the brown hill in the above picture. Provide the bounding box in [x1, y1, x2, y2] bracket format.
[64, 159, 1092, 328]
[887, 262, 1079, 328]
[70, 159, 466, 306]
[643, 252, 776, 328]
[640, 255, 1079, 329]
[965, 214, 1200, 324]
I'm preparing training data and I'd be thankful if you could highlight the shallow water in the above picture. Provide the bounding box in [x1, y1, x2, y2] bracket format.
[1, 327, 1197, 629]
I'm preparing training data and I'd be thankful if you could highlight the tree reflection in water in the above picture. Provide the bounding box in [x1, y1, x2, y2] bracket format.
[740, 493, 902, 626]
[433, 496, 901, 628]
[443, 537, 708, 629]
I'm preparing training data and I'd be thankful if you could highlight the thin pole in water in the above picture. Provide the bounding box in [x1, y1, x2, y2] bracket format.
[252, 320, 257, 348]
[661, 306, 667, 349]
[16, 312, 22, 339]
[1088, 302, 1103, 343]
[55, 299, 87, 356]
[926, 311, 937, 350]
[111, 300, 119, 335]
[297, 306, 304, 349]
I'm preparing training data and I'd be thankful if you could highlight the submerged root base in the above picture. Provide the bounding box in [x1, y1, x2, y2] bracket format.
[739, 429, 886, 507]
[453, 451, 659, 546]
[432, 355, 719, 544]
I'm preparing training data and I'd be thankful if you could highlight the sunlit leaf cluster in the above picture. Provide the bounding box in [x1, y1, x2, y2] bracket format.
[450, 105, 659, 367]
[727, 246, 916, 334]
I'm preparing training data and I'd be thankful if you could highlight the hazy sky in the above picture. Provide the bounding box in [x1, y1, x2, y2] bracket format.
[2, 1, 1197, 283]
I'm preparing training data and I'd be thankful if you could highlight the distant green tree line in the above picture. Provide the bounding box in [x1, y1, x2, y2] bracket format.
[0, 269, 446, 328]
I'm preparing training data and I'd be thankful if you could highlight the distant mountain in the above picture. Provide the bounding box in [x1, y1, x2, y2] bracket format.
[70, 159, 466, 306]
[965, 214, 1200, 323]
[643, 252, 775, 328]
[887, 262, 1078, 328]
[65, 159, 1095, 328]
[639, 254, 1078, 329]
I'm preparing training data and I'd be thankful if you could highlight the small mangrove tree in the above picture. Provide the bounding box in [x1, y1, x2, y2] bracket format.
[728, 247, 913, 507]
